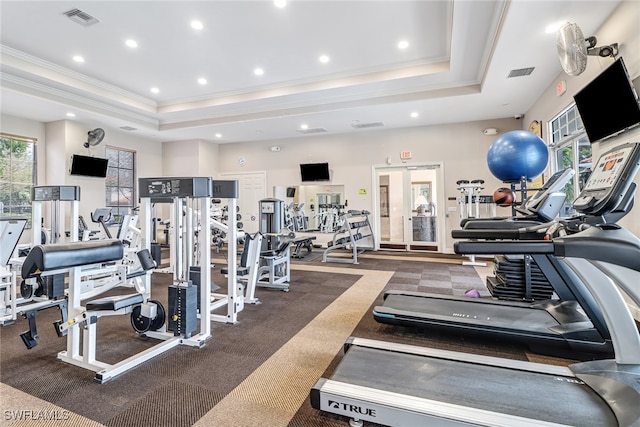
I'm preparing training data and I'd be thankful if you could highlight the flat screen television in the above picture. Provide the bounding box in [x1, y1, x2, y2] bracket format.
[573, 57, 640, 143]
[286, 187, 296, 197]
[300, 162, 330, 182]
[69, 154, 109, 178]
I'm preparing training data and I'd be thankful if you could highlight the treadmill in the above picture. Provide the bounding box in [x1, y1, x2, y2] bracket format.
[459, 167, 575, 229]
[372, 153, 640, 360]
[311, 142, 640, 426]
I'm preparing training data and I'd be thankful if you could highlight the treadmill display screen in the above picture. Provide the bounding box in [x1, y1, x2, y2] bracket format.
[583, 145, 635, 191]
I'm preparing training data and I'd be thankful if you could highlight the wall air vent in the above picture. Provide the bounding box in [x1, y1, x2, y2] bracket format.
[296, 127, 327, 134]
[508, 67, 535, 78]
[120, 126, 138, 131]
[63, 8, 100, 26]
[351, 121, 385, 129]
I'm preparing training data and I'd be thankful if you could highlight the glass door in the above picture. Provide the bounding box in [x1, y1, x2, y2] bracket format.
[376, 165, 441, 251]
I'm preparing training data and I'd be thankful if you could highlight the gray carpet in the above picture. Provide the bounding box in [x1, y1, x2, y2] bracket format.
[0, 267, 358, 427]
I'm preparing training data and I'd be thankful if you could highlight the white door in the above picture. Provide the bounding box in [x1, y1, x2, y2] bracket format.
[219, 172, 266, 233]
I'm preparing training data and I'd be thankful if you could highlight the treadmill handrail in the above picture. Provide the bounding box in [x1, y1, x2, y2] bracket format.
[451, 223, 550, 240]
[455, 240, 554, 255]
[455, 224, 640, 273]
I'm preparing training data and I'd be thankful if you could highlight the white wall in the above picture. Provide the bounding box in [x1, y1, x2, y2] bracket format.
[525, 0, 640, 237]
[217, 117, 522, 251]
[2, 115, 164, 241]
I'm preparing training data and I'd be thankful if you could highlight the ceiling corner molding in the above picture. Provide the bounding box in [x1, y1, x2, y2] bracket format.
[1, 44, 157, 111]
[1, 71, 159, 129]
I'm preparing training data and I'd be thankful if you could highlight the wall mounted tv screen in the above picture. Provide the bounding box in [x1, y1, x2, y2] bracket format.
[69, 154, 109, 178]
[300, 162, 330, 182]
[573, 57, 640, 143]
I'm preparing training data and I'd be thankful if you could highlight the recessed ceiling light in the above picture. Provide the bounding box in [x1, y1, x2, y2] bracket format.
[254, 67, 264, 76]
[319, 55, 330, 64]
[72, 55, 85, 63]
[398, 40, 409, 49]
[150, 87, 159, 94]
[66, 112, 76, 118]
[410, 112, 419, 118]
[191, 20, 203, 30]
[300, 123, 308, 130]
[274, 0, 287, 8]
[197, 77, 207, 85]
[125, 39, 138, 48]
[215, 133, 222, 138]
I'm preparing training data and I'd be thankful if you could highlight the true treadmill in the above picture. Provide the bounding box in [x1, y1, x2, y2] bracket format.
[311, 142, 640, 426]
[372, 145, 640, 360]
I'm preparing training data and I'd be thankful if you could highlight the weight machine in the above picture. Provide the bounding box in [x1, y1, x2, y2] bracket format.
[14, 177, 212, 382]
[5, 186, 81, 346]
[322, 210, 374, 265]
[0, 218, 27, 326]
[31, 185, 81, 246]
[456, 179, 493, 266]
[207, 180, 259, 323]
[257, 199, 292, 291]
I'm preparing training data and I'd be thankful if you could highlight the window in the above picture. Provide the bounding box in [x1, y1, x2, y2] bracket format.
[0, 134, 37, 225]
[105, 146, 135, 223]
[550, 105, 592, 216]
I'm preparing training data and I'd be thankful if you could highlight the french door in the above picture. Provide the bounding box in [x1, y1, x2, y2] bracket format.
[375, 164, 443, 252]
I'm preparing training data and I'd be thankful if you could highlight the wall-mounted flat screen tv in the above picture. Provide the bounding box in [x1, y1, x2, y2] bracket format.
[573, 57, 640, 143]
[300, 162, 330, 182]
[286, 187, 296, 197]
[70, 154, 109, 178]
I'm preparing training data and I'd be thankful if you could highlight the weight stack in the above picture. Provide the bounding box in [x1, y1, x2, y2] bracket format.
[167, 283, 197, 338]
[44, 273, 65, 299]
[189, 266, 201, 310]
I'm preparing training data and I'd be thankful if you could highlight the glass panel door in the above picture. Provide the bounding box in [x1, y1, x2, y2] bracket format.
[409, 168, 438, 248]
[377, 169, 405, 249]
[376, 165, 440, 251]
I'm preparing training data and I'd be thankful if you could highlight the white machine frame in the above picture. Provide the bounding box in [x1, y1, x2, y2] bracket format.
[55, 177, 215, 383]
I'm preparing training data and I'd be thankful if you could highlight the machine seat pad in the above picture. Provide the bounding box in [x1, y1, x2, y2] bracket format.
[22, 239, 124, 279]
[261, 241, 292, 258]
[221, 266, 249, 276]
[86, 293, 143, 311]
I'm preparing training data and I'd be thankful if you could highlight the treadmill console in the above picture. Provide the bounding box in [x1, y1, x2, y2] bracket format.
[572, 142, 640, 215]
[31, 186, 81, 201]
[138, 177, 212, 200]
[523, 168, 575, 211]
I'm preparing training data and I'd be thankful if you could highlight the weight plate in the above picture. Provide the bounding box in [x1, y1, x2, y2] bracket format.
[130, 305, 152, 333]
[20, 280, 34, 299]
[149, 300, 166, 331]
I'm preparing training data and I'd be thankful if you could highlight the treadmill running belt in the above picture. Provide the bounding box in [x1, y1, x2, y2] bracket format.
[380, 293, 559, 334]
[332, 346, 616, 426]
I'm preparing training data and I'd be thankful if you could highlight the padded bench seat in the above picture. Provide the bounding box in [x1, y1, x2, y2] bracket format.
[86, 293, 144, 311]
[22, 239, 124, 279]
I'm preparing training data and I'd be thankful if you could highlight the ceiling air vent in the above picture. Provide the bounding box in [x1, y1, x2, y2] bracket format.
[352, 121, 385, 129]
[120, 126, 137, 131]
[63, 8, 100, 26]
[508, 67, 535, 78]
[296, 127, 327, 134]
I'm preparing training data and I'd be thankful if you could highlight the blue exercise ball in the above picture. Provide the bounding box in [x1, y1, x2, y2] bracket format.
[487, 130, 549, 182]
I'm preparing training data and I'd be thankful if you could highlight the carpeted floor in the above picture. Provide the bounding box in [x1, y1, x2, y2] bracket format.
[0, 249, 573, 427]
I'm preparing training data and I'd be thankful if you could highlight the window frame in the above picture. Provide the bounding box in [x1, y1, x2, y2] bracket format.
[0, 133, 38, 226]
[548, 104, 592, 217]
[105, 146, 136, 224]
